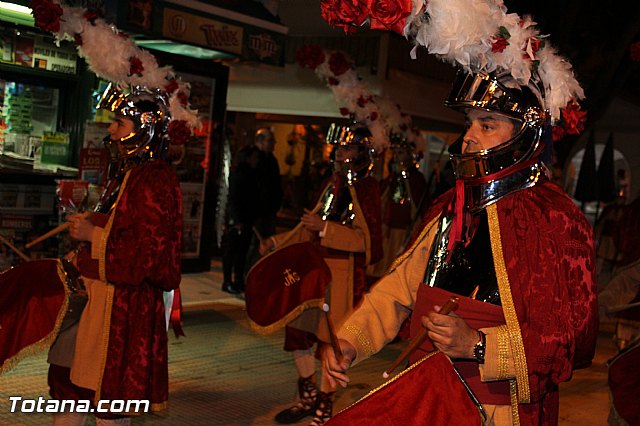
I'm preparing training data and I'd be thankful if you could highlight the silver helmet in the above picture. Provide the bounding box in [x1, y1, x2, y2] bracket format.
[444, 69, 549, 211]
[97, 83, 171, 166]
[326, 121, 374, 185]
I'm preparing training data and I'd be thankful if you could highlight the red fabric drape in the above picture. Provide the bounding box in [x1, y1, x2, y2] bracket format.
[328, 351, 481, 426]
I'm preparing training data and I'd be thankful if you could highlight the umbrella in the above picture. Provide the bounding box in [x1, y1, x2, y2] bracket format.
[574, 132, 598, 208]
[597, 132, 616, 204]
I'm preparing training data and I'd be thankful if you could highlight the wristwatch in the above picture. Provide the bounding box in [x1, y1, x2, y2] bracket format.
[473, 330, 486, 364]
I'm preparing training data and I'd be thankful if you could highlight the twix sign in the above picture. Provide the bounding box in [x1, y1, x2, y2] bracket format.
[163, 8, 243, 55]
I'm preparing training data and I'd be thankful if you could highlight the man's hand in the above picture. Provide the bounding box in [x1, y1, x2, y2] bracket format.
[421, 304, 478, 359]
[320, 340, 357, 388]
[67, 212, 93, 242]
[301, 209, 325, 232]
[259, 238, 275, 256]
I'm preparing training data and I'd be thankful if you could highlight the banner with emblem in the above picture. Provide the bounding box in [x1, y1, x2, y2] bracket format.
[245, 241, 331, 334]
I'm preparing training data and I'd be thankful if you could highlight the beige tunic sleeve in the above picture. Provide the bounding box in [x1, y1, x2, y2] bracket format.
[336, 217, 440, 364]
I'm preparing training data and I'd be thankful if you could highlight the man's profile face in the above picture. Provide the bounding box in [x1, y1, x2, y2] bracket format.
[108, 115, 136, 142]
[462, 109, 517, 153]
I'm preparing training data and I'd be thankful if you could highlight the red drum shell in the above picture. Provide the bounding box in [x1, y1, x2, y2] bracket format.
[245, 242, 331, 333]
[0, 259, 69, 374]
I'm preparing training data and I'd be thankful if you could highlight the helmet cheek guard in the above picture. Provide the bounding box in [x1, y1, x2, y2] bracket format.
[326, 121, 375, 184]
[445, 70, 549, 180]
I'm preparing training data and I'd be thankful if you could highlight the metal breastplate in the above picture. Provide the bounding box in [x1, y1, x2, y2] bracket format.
[94, 174, 125, 214]
[391, 171, 412, 205]
[423, 210, 501, 305]
[318, 184, 355, 225]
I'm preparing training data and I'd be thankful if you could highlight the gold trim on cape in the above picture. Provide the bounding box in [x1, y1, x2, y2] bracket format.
[94, 170, 128, 401]
[247, 298, 326, 335]
[0, 260, 70, 374]
[487, 203, 530, 405]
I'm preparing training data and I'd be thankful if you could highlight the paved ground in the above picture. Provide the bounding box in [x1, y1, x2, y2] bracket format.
[0, 259, 618, 425]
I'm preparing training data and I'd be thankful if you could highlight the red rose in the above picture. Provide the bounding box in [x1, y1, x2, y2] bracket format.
[491, 36, 508, 53]
[165, 79, 179, 94]
[73, 33, 83, 46]
[370, 111, 378, 121]
[31, 0, 63, 33]
[177, 92, 189, 106]
[83, 10, 99, 24]
[168, 120, 191, 146]
[529, 38, 542, 53]
[551, 125, 565, 142]
[357, 95, 368, 107]
[129, 57, 144, 76]
[369, 0, 411, 35]
[561, 107, 587, 135]
[320, 0, 368, 34]
[630, 41, 640, 62]
[328, 51, 352, 76]
[328, 77, 340, 86]
[339, 107, 351, 116]
[295, 45, 326, 69]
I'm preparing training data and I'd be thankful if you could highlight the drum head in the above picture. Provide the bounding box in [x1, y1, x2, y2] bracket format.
[0, 259, 69, 374]
[245, 242, 331, 334]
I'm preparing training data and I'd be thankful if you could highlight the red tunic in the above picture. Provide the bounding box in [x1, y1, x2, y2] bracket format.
[50, 160, 182, 414]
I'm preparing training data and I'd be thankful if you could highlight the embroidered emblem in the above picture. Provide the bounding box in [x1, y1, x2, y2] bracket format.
[283, 269, 301, 287]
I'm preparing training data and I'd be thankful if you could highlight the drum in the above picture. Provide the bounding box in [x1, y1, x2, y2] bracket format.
[0, 259, 79, 374]
[327, 351, 482, 425]
[608, 339, 640, 425]
[245, 241, 332, 334]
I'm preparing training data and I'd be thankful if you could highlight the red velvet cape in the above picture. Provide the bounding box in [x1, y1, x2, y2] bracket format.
[58, 161, 183, 410]
[407, 180, 598, 425]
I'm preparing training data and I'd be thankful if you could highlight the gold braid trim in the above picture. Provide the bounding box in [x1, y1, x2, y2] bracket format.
[496, 325, 510, 380]
[93, 283, 115, 403]
[99, 171, 131, 282]
[247, 298, 326, 335]
[388, 214, 441, 272]
[0, 260, 70, 374]
[344, 324, 374, 358]
[510, 380, 521, 425]
[487, 204, 530, 403]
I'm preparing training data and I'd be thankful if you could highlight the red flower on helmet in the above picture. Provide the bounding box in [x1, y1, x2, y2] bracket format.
[83, 10, 99, 25]
[295, 45, 326, 69]
[492, 37, 508, 53]
[31, 0, 63, 33]
[339, 107, 351, 116]
[177, 92, 189, 106]
[329, 51, 352, 76]
[369, 0, 411, 35]
[551, 125, 566, 142]
[561, 105, 587, 135]
[165, 79, 179, 94]
[168, 120, 191, 146]
[320, 0, 368, 35]
[129, 57, 144, 76]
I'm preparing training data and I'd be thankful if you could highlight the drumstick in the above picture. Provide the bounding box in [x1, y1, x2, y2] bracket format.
[252, 226, 264, 243]
[322, 303, 343, 362]
[25, 222, 71, 249]
[383, 296, 459, 378]
[0, 234, 30, 262]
